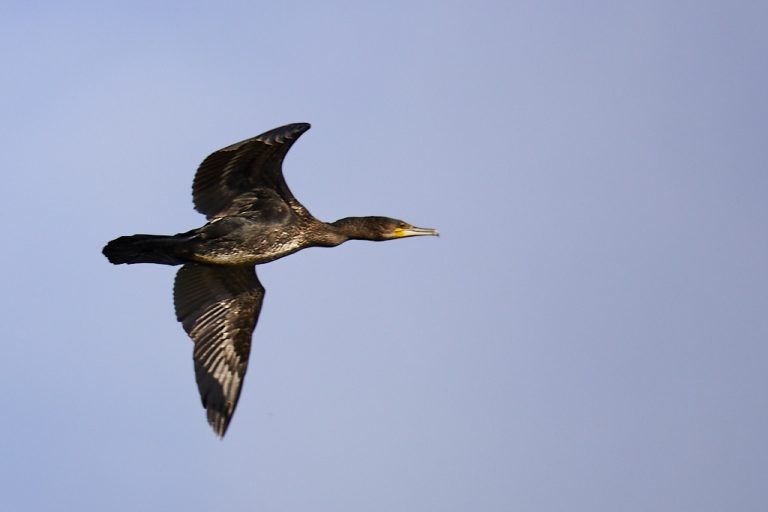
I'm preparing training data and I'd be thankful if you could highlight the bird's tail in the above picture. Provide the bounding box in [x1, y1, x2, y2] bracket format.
[102, 234, 187, 265]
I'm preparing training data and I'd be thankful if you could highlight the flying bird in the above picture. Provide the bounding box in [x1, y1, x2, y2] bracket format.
[103, 123, 438, 437]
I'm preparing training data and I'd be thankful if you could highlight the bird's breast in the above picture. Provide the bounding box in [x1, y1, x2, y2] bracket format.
[191, 223, 310, 266]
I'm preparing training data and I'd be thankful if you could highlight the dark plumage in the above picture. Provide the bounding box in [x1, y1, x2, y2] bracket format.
[103, 123, 438, 437]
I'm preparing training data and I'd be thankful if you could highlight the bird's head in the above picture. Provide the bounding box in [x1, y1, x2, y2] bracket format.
[331, 216, 439, 241]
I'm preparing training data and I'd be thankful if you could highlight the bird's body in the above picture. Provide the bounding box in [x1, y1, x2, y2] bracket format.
[103, 123, 437, 436]
[110, 207, 313, 266]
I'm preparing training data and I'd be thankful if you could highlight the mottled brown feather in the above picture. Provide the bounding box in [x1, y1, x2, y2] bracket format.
[192, 123, 311, 219]
[173, 263, 265, 437]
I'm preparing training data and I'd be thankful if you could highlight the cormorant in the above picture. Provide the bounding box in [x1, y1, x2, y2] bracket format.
[103, 123, 438, 437]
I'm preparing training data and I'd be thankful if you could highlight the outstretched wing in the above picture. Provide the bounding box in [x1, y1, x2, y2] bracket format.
[192, 123, 311, 219]
[173, 263, 265, 437]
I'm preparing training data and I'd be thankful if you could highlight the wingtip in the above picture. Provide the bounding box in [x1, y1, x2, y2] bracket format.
[208, 410, 231, 438]
[258, 123, 312, 145]
[285, 122, 311, 135]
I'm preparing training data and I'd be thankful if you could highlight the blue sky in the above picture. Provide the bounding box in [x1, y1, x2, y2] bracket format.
[2, 1, 767, 510]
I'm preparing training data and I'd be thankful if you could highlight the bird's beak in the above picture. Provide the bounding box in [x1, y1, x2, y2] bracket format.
[393, 226, 440, 238]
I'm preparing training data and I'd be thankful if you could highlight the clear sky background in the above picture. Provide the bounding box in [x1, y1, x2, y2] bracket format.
[2, 1, 767, 510]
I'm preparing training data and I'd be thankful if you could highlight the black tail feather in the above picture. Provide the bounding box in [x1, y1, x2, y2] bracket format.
[103, 234, 186, 265]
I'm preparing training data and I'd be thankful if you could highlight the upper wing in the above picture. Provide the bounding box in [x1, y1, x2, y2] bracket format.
[192, 123, 311, 219]
[173, 263, 265, 437]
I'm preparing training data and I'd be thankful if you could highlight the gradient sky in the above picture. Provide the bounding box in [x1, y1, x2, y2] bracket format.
[2, 1, 767, 511]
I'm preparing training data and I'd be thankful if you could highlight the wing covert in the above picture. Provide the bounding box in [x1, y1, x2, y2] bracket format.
[173, 263, 265, 437]
[192, 123, 311, 219]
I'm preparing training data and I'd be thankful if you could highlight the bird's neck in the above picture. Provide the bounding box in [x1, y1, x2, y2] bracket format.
[312, 217, 376, 246]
